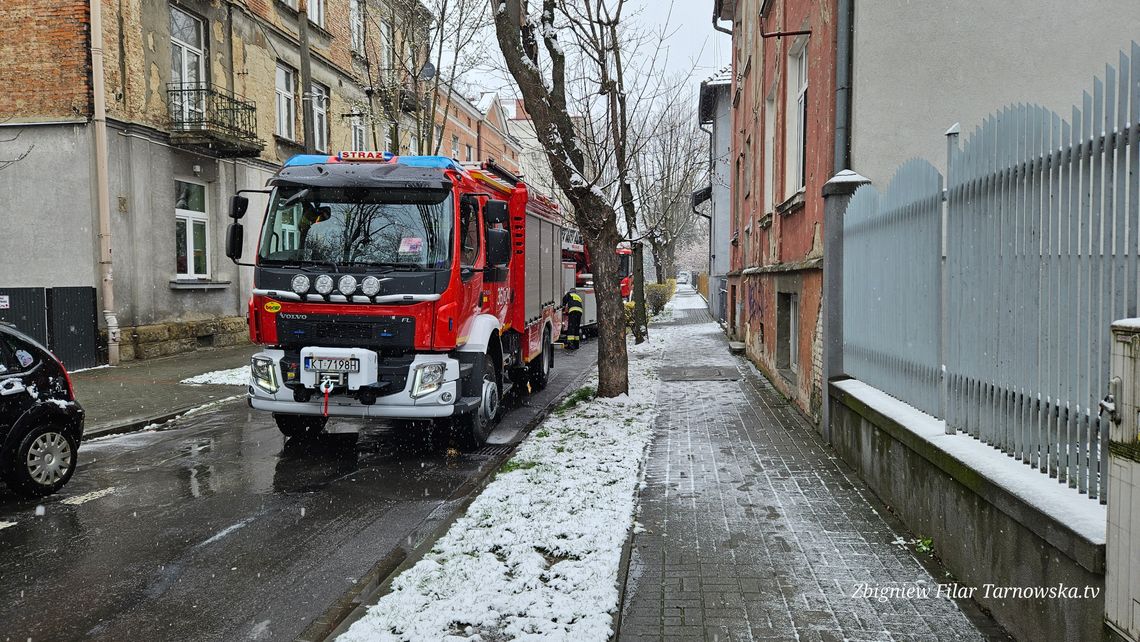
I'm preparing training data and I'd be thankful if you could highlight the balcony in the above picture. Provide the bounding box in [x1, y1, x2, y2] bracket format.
[167, 83, 264, 158]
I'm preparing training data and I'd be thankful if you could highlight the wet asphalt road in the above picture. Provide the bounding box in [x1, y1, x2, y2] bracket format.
[0, 342, 596, 642]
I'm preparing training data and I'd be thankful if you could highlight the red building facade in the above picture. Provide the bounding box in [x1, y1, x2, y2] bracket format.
[716, 0, 837, 420]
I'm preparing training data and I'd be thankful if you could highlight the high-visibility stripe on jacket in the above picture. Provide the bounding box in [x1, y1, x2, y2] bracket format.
[567, 292, 583, 314]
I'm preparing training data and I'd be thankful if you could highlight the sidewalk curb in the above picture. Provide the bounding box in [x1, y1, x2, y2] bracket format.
[83, 395, 246, 440]
[307, 359, 600, 642]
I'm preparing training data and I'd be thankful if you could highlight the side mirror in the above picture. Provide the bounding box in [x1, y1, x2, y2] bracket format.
[486, 228, 511, 267]
[229, 195, 249, 220]
[226, 222, 244, 261]
[485, 200, 508, 226]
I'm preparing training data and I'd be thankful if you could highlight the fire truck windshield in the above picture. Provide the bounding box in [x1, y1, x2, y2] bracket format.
[258, 186, 453, 270]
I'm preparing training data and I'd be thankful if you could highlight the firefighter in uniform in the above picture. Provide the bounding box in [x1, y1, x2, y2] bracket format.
[562, 288, 584, 350]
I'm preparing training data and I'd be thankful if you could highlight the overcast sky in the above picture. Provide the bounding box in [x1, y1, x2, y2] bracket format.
[466, 1, 730, 104]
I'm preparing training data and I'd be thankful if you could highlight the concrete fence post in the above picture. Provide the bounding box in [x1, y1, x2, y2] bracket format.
[1106, 319, 1140, 641]
[821, 170, 870, 443]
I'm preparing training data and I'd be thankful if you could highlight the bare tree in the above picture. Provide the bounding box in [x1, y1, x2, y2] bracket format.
[492, 0, 634, 396]
[634, 100, 706, 283]
[359, 0, 489, 155]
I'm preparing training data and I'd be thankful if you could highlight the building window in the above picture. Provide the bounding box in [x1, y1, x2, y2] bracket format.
[351, 117, 367, 151]
[275, 64, 296, 140]
[170, 6, 205, 123]
[307, 0, 325, 27]
[409, 134, 419, 155]
[311, 82, 329, 152]
[786, 41, 808, 195]
[777, 292, 799, 372]
[763, 91, 776, 214]
[465, 144, 473, 162]
[451, 135, 460, 159]
[380, 20, 393, 70]
[349, 0, 365, 53]
[175, 180, 209, 279]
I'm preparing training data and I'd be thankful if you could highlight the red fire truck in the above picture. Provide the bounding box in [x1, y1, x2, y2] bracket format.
[560, 230, 633, 335]
[224, 154, 563, 446]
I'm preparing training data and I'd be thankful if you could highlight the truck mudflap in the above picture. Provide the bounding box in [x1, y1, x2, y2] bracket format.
[247, 349, 464, 421]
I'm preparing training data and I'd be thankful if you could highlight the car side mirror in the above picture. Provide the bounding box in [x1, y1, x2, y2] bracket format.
[485, 200, 508, 226]
[226, 222, 244, 261]
[229, 195, 249, 220]
[486, 228, 511, 267]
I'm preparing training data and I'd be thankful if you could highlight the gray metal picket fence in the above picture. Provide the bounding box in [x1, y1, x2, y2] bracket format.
[843, 42, 1140, 503]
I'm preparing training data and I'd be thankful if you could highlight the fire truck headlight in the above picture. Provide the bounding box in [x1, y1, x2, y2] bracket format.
[314, 274, 335, 295]
[291, 274, 311, 294]
[251, 356, 278, 393]
[338, 275, 358, 296]
[361, 276, 381, 296]
[411, 363, 446, 398]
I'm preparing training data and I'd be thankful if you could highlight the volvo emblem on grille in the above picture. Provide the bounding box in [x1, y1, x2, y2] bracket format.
[280, 313, 309, 320]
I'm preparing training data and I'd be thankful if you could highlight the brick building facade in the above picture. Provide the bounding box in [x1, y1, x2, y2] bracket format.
[713, 0, 837, 421]
[0, 0, 455, 362]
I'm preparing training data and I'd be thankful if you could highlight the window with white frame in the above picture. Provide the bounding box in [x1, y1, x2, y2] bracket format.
[380, 20, 393, 70]
[275, 64, 296, 139]
[307, 0, 325, 27]
[465, 144, 473, 162]
[350, 0, 365, 53]
[785, 41, 808, 195]
[451, 135, 460, 159]
[311, 82, 329, 152]
[175, 180, 209, 279]
[170, 6, 205, 124]
[351, 117, 367, 151]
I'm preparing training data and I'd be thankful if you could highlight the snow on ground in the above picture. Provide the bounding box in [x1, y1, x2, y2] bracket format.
[180, 366, 249, 386]
[338, 329, 677, 642]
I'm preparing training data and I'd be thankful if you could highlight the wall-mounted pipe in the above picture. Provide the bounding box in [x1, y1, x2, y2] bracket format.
[90, 0, 120, 364]
[834, 0, 854, 173]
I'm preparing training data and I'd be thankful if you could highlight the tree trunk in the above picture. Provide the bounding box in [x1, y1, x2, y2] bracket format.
[632, 243, 648, 340]
[585, 228, 629, 396]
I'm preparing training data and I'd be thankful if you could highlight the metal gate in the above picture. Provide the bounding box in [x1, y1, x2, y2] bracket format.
[0, 286, 100, 370]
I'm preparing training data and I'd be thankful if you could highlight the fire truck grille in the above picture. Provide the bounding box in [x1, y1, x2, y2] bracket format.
[275, 314, 416, 349]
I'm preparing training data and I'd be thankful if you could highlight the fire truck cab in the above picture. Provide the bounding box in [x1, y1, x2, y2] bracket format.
[225, 153, 563, 446]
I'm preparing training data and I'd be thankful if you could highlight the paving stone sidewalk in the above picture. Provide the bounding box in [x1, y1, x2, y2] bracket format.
[618, 290, 1006, 641]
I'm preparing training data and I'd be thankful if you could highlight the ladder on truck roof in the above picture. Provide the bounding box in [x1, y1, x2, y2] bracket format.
[463, 159, 562, 216]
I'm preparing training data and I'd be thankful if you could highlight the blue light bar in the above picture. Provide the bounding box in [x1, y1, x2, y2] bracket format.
[395, 155, 465, 171]
[284, 154, 337, 167]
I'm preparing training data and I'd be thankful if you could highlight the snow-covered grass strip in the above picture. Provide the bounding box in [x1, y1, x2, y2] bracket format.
[180, 366, 250, 386]
[338, 330, 674, 642]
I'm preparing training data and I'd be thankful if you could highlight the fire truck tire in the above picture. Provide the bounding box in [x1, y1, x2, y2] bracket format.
[454, 354, 499, 449]
[274, 414, 327, 440]
[528, 328, 553, 391]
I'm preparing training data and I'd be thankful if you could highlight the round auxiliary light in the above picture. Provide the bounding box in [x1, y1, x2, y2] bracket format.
[361, 276, 381, 296]
[314, 274, 334, 295]
[290, 274, 311, 294]
[338, 275, 358, 296]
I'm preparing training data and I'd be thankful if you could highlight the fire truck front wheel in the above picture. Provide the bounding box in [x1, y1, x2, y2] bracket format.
[274, 414, 328, 440]
[454, 355, 500, 449]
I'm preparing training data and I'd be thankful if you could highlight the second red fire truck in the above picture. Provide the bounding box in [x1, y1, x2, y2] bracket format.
[224, 154, 564, 446]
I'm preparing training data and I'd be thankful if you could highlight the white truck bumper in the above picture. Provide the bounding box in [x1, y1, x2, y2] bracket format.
[247, 348, 464, 419]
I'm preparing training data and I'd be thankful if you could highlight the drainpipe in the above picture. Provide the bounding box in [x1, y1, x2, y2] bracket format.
[712, 4, 732, 35]
[833, 0, 854, 173]
[90, 0, 120, 364]
[299, 0, 315, 153]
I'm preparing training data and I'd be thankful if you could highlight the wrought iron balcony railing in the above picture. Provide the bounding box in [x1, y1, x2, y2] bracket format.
[167, 83, 264, 157]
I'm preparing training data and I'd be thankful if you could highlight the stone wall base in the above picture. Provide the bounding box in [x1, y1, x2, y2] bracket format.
[112, 316, 249, 361]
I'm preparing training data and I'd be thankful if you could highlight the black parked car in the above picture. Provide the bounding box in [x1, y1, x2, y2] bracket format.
[0, 322, 84, 497]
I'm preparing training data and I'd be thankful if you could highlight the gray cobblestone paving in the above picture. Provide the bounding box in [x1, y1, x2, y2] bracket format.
[618, 292, 1006, 642]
